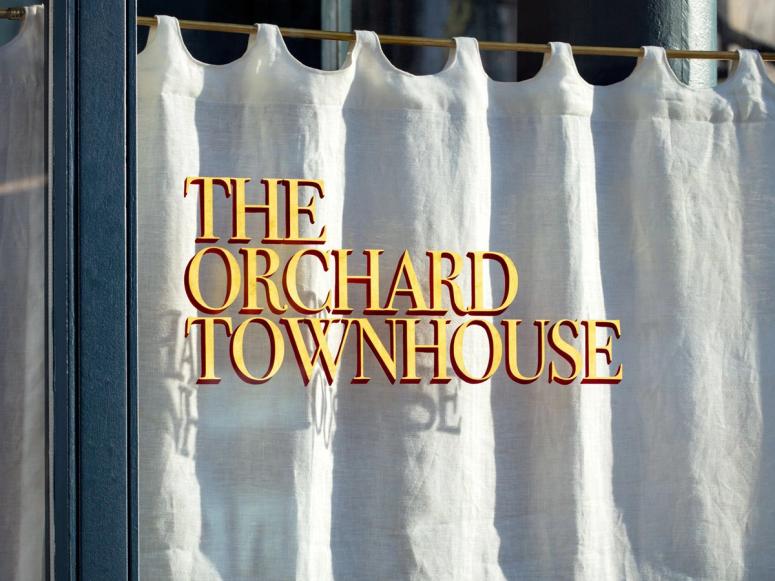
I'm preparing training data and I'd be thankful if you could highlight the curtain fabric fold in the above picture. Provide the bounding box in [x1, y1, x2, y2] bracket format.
[137, 16, 775, 580]
[0, 6, 45, 581]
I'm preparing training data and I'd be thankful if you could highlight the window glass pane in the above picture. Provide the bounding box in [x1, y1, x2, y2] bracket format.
[135, 2, 518, 579]
[351, 0, 518, 79]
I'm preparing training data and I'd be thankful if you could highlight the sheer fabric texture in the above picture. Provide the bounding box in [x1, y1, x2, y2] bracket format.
[0, 6, 45, 581]
[137, 16, 775, 580]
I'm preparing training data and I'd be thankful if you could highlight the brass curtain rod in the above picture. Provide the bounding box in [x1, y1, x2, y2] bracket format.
[139, 17, 774, 61]
[0, 7, 24, 19]
[2, 9, 774, 61]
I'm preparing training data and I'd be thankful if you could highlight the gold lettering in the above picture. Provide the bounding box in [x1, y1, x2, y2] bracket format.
[185, 316, 233, 384]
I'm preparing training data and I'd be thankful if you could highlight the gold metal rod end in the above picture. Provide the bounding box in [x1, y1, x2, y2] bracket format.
[0, 7, 25, 20]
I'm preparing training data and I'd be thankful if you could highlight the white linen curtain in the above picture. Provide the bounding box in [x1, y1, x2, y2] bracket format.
[137, 16, 775, 581]
[0, 5, 45, 581]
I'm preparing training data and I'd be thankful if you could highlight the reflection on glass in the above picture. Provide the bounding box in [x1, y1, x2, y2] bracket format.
[0, 5, 46, 581]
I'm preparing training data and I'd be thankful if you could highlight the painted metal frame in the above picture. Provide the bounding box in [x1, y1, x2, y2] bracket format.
[50, 0, 137, 578]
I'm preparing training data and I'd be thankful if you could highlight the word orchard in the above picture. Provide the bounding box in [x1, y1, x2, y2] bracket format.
[182, 177, 623, 386]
